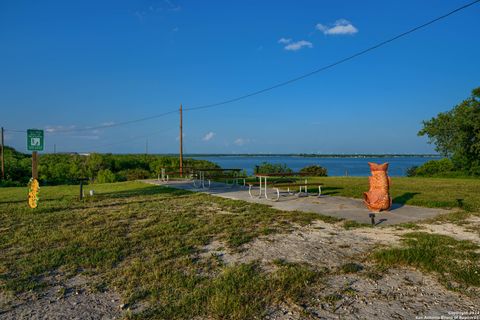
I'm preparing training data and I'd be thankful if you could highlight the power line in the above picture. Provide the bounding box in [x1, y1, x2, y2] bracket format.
[3, 0, 479, 133]
[47, 109, 179, 133]
[184, 0, 480, 112]
[78, 125, 178, 152]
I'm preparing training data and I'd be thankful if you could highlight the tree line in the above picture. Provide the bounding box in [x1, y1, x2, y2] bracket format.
[0, 147, 217, 186]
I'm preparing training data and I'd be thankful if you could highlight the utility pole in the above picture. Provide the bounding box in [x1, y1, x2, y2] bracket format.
[1, 127, 4, 180]
[53, 144, 56, 154]
[145, 138, 148, 160]
[179, 104, 183, 177]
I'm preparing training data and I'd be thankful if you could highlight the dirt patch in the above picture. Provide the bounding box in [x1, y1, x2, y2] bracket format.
[0, 274, 124, 320]
[201, 220, 480, 319]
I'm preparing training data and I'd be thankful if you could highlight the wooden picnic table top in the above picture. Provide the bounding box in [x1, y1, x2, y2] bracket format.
[161, 167, 241, 172]
[193, 168, 242, 172]
[254, 172, 307, 177]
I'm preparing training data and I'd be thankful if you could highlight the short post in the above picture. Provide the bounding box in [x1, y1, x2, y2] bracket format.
[32, 151, 38, 179]
[80, 180, 84, 200]
[79, 178, 88, 200]
[369, 213, 376, 226]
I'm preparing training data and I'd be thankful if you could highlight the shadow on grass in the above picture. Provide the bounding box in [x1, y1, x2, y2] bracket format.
[99, 185, 192, 199]
[321, 186, 344, 196]
[392, 192, 420, 208]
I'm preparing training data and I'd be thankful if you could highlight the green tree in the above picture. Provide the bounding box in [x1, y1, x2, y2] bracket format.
[96, 169, 117, 183]
[254, 162, 292, 174]
[299, 165, 328, 177]
[419, 87, 480, 175]
[86, 153, 106, 182]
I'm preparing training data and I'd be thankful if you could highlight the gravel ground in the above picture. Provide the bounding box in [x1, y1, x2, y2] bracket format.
[202, 219, 480, 319]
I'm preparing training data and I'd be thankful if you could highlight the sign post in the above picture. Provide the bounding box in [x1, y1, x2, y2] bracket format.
[27, 129, 44, 180]
[26, 129, 43, 208]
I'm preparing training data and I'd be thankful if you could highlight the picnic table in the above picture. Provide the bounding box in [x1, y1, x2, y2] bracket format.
[247, 172, 323, 201]
[192, 168, 243, 189]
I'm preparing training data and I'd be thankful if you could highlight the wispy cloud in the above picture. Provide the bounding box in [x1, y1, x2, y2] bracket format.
[234, 138, 249, 146]
[163, 0, 181, 11]
[278, 37, 292, 44]
[134, 0, 181, 22]
[202, 132, 215, 141]
[45, 125, 76, 133]
[316, 19, 358, 35]
[284, 40, 313, 51]
[71, 135, 100, 140]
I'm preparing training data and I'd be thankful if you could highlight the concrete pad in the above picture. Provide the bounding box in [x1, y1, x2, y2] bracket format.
[142, 180, 451, 226]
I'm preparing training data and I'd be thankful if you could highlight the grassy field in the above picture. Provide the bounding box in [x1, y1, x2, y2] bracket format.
[0, 182, 333, 319]
[1, 177, 479, 318]
[310, 176, 480, 212]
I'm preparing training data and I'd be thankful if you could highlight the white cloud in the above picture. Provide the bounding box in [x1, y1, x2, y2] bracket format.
[284, 40, 313, 51]
[278, 37, 292, 44]
[202, 132, 215, 141]
[234, 138, 249, 146]
[316, 19, 358, 35]
[45, 125, 76, 133]
[72, 135, 100, 140]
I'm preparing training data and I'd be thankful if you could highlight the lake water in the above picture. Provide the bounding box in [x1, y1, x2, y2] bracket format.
[188, 155, 440, 177]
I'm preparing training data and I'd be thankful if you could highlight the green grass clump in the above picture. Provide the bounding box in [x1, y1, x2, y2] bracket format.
[395, 222, 423, 230]
[340, 262, 363, 273]
[372, 232, 480, 288]
[342, 220, 371, 230]
[126, 262, 322, 319]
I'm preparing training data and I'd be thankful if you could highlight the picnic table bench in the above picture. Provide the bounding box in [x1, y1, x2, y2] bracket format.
[245, 173, 323, 201]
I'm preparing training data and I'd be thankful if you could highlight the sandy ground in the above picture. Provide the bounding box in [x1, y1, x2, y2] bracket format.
[202, 219, 480, 320]
[0, 274, 125, 320]
[2, 218, 479, 319]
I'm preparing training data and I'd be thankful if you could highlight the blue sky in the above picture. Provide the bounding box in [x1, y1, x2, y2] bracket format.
[1, 0, 479, 154]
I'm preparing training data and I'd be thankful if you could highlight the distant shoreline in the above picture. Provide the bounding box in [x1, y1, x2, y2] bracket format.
[184, 154, 441, 158]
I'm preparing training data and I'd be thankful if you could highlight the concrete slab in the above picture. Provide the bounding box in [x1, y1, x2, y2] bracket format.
[142, 180, 451, 226]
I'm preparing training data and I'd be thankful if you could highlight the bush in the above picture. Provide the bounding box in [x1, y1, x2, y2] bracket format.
[407, 158, 459, 177]
[117, 168, 151, 181]
[405, 166, 418, 177]
[299, 165, 328, 177]
[254, 162, 292, 174]
[96, 169, 117, 183]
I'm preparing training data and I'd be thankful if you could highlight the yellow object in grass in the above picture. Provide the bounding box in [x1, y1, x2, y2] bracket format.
[27, 178, 40, 209]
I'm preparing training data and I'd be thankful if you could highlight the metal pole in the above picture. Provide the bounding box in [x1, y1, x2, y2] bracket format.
[1, 127, 4, 180]
[179, 104, 183, 177]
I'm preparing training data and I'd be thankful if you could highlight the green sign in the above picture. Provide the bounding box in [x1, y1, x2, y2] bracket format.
[27, 129, 44, 151]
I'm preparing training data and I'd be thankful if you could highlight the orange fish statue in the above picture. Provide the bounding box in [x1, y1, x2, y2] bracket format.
[363, 162, 392, 212]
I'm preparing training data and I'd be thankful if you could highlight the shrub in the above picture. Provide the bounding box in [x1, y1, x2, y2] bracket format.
[254, 162, 292, 174]
[96, 169, 117, 183]
[405, 166, 418, 177]
[116, 168, 151, 181]
[299, 165, 328, 177]
[408, 158, 455, 177]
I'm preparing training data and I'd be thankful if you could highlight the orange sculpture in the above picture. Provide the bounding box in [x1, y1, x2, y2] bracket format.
[363, 162, 392, 212]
